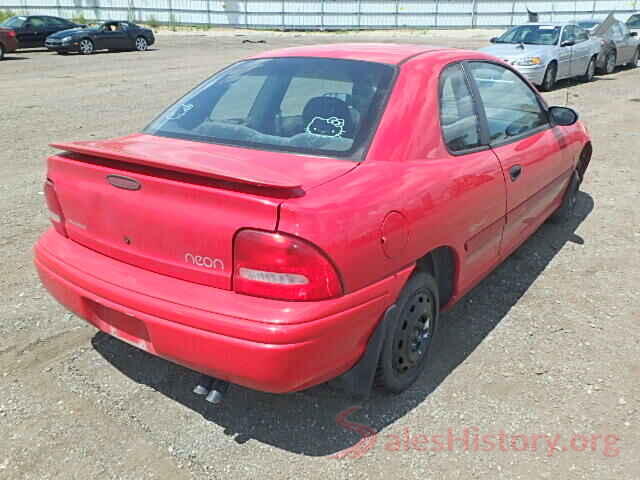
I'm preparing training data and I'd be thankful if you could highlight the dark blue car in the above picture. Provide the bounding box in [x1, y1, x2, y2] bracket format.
[45, 20, 155, 55]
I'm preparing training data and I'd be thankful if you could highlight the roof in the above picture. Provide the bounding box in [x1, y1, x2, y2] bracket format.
[249, 43, 447, 65]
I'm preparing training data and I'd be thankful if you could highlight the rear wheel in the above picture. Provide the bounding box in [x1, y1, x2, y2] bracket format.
[540, 62, 557, 91]
[0, 43, 5, 61]
[79, 38, 94, 55]
[549, 172, 579, 224]
[604, 50, 617, 74]
[135, 36, 148, 51]
[582, 56, 596, 82]
[376, 272, 439, 394]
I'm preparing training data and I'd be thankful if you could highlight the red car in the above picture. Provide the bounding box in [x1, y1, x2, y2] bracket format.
[0, 27, 18, 60]
[34, 44, 592, 400]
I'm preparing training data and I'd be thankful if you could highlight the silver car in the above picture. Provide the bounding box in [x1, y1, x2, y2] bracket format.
[577, 16, 640, 73]
[480, 23, 601, 91]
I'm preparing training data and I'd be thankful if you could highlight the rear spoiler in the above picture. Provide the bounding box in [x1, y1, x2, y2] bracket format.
[50, 140, 302, 191]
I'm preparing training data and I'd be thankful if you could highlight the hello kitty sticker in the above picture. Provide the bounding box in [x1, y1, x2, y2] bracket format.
[167, 103, 194, 120]
[306, 116, 345, 137]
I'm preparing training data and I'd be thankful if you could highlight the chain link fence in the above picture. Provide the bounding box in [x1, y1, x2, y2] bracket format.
[0, 0, 638, 29]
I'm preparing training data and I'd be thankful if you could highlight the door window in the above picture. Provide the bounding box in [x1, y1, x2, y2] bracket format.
[438, 63, 482, 153]
[561, 25, 576, 44]
[468, 62, 548, 144]
[27, 17, 45, 29]
[611, 23, 625, 41]
[628, 15, 640, 28]
[45, 17, 67, 27]
[575, 26, 589, 42]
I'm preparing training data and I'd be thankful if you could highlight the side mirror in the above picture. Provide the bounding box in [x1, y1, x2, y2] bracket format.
[490, 37, 498, 43]
[549, 106, 579, 126]
[630, 32, 638, 37]
[561, 40, 575, 47]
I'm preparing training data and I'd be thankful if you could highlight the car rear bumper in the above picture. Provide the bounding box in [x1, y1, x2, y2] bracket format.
[1, 38, 18, 52]
[34, 229, 411, 393]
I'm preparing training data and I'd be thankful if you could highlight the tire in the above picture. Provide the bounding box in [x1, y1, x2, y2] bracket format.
[549, 171, 579, 224]
[79, 38, 94, 55]
[0, 43, 5, 61]
[581, 56, 596, 83]
[134, 36, 148, 51]
[376, 271, 439, 394]
[604, 50, 616, 74]
[539, 62, 557, 92]
[627, 48, 639, 68]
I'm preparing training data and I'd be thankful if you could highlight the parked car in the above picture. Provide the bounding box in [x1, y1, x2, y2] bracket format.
[577, 16, 640, 73]
[0, 27, 18, 60]
[481, 22, 601, 91]
[0, 15, 80, 49]
[45, 20, 154, 55]
[626, 12, 640, 36]
[34, 45, 592, 400]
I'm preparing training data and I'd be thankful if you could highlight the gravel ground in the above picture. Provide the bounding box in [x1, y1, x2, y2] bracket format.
[0, 29, 638, 479]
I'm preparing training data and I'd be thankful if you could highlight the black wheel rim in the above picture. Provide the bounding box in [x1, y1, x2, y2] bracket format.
[391, 289, 435, 376]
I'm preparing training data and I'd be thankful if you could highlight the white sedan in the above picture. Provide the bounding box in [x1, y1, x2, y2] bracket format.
[480, 22, 602, 91]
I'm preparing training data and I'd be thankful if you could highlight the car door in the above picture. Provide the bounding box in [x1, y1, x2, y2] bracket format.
[436, 63, 507, 289]
[618, 23, 635, 62]
[29, 17, 49, 47]
[41, 17, 63, 40]
[115, 22, 134, 49]
[18, 17, 46, 48]
[572, 26, 592, 76]
[557, 25, 575, 79]
[466, 61, 574, 257]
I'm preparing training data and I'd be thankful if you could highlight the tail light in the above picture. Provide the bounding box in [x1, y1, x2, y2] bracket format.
[8, 30, 16, 38]
[44, 179, 68, 237]
[233, 229, 342, 301]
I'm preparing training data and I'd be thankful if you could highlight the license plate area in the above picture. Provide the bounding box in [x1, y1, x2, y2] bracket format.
[87, 299, 151, 351]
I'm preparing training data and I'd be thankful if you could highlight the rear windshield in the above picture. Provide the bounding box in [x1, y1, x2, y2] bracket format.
[1, 16, 26, 28]
[144, 57, 395, 161]
[628, 14, 640, 28]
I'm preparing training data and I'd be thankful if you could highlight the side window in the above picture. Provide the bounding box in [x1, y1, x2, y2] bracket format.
[575, 27, 589, 42]
[628, 15, 640, 28]
[611, 23, 624, 41]
[46, 17, 67, 27]
[561, 25, 575, 44]
[28, 17, 45, 29]
[439, 64, 482, 153]
[468, 62, 548, 144]
[618, 23, 630, 37]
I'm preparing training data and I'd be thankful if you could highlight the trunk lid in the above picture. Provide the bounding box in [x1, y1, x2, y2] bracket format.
[48, 134, 356, 290]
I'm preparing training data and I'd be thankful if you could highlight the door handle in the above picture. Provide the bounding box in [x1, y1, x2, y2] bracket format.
[509, 165, 523, 181]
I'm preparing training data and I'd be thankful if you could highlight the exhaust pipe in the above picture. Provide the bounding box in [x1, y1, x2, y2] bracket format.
[193, 374, 230, 405]
[193, 374, 214, 396]
[206, 380, 229, 405]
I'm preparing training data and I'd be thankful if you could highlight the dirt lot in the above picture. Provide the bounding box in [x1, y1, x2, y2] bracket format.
[0, 29, 638, 479]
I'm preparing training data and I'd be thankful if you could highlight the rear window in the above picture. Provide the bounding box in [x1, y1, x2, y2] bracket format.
[144, 57, 395, 161]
